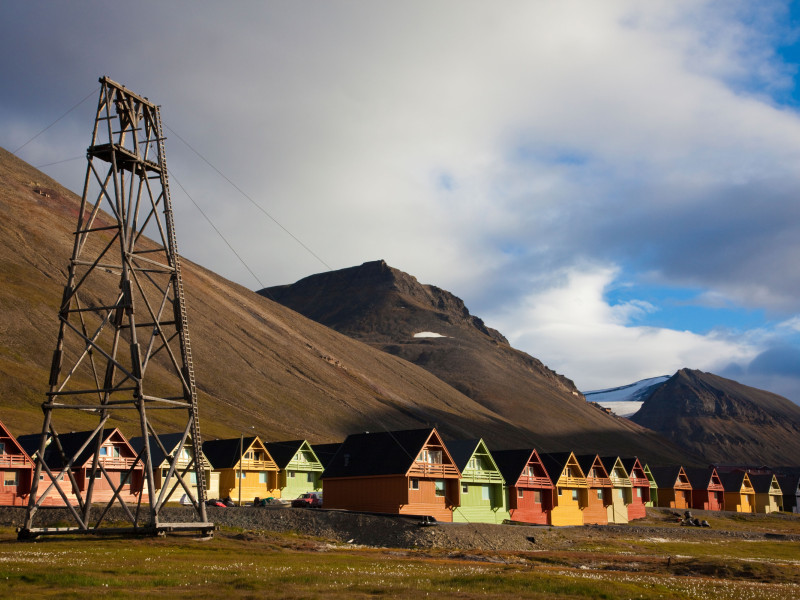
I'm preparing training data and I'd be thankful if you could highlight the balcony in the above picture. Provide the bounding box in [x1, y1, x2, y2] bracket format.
[0, 454, 31, 468]
[98, 456, 138, 470]
[239, 458, 278, 471]
[630, 477, 649, 487]
[586, 476, 611, 487]
[409, 462, 459, 478]
[518, 475, 553, 489]
[558, 476, 588, 488]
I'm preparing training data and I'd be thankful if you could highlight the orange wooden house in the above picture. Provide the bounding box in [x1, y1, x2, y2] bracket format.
[0, 419, 35, 507]
[719, 471, 755, 513]
[19, 428, 144, 507]
[203, 436, 279, 503]
[621, 458, 650, 520]
[650, 466, 692, 509]
[576, 454, 612, 525]
[321, 428, 460, 521]
[493, 449, 554, 525]
[685, 467, 724, 512]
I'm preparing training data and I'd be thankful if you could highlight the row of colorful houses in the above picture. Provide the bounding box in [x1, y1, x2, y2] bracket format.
[1, 421, 798, 524]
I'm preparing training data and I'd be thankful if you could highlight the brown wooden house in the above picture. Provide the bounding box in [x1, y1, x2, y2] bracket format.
[0, 419, 35, 507]
[620, 458, 650, 520]
[19, 428, 144, 507]
[493, 448, 554, 525]
[684, 467, 724, 512]
[650, 466, 692, 509]
[575, 454, 612, 525]
[321, 428, 460, 522]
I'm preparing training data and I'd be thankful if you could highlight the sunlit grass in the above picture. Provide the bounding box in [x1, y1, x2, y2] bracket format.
[0, 526, 798, 599]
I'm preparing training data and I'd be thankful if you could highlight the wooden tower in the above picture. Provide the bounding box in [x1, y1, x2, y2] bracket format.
[19, 77, 212, 538]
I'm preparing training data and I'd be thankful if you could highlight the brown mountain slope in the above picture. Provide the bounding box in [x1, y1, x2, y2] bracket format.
[630, 369, 800, 466]
[261, 260, 694, 462]
[0, 146, 534, 447]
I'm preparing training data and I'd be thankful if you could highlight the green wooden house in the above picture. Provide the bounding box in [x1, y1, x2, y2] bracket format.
[264, 440, 323, 501]
[643, 463, 658, 507]
[447, 439, 508, 523]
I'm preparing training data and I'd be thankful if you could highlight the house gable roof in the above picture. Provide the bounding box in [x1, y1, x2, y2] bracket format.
[492, 448, 552, 488]
[322, 428, 456, 479]
[541, 452, 586, 486]
[719, 471, 754, 493]
[749, 473, 781, 495]
[18, 428, 134, 470]
[648, 466, 687, 488]
[202, 436, 274, 470]
[0, 419, 34, 466]
[129, 432, 209, 469]
[311, 443, 342, 469]
[621, 457, 646, 480]
[263, 440, 320, 470]
[683, 467, 718, 490]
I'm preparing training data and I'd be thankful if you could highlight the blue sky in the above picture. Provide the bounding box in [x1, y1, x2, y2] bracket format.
[2, 1, 800, 404]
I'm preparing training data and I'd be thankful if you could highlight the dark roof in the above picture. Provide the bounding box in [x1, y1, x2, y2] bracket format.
[540, 452, 576, 479]
[445, 439, 481, 472]
[263, 440, 309, 469]
[718, 471, 749, 492]
[492, 449, 551, 486]
[748, 473, 779, 494]
[18, 429, 122, 469]
[322, 428, 435, 479]
[575, 454, 607, 477]
[683, 467, 716, 490]
[129, 432, 189, 467]
[620, 457, 642, 475]
[311, 443, 341, 469]
[202, 437, 258, 469]
[598, 456, 623, 471]
[648, 466, 684, 488]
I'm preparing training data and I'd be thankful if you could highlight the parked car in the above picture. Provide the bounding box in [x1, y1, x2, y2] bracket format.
[291, 492, 323, 508]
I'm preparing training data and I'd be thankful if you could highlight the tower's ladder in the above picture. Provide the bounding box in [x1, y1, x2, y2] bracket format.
[154, 106, 207, 503]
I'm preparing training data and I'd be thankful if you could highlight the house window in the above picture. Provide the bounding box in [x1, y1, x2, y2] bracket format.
[416, 449, 443, 464]
[289, 471, 295, 478]
[517, 489, 524, 499]
[481, 485, 490, 501]
[4, 472, 18, 486]
[307, 473, 314, 483]
[0, 442, 5, 454]
[244, 451, 253, 460]
[296, 452, 308, 463]
[99, 446, 107, 456]
[162, 468, 169, 478]
[468, 458, 476, 470]
[434, 480, 445, 497]
[558, 488, 563, 496]
[462, 484, 468, 494]
[259, 472, 268, 484]
[572, 489, 579, 501]
[179, 448, 190, 460]
[636, 488, 642, 498]
[410, 478, 419, 490]
[597, 489, 603, 499]
[190, 472, 197, 485]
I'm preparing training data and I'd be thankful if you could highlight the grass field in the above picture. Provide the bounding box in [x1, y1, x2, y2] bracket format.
[1, 523, 798, 599]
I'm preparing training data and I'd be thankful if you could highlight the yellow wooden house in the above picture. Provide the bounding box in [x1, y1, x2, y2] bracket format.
[541, 452, 588, 526]
[130, 432, 215, 506]
[202, 436, 279, 504]
[719, 471, 755, 513]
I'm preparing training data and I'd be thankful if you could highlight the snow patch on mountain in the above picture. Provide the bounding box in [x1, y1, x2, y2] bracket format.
[414, 332, 447, 338]
[583, 375, 670, 417]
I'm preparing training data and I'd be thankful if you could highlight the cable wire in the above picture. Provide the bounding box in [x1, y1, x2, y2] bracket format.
[165, 125, 333, 272]
[12, 87, 99, 156]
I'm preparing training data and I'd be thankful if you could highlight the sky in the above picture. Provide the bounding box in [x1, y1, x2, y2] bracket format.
[2, 1, 800, 404]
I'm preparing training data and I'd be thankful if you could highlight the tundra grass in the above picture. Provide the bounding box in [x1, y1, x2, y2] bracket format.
[0, 527, 798, 599]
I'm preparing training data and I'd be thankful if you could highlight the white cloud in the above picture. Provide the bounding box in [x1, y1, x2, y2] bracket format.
[488, 265, 757, 391]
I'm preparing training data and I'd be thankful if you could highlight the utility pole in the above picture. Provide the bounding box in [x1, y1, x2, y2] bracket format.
[19, 77, 213, 539]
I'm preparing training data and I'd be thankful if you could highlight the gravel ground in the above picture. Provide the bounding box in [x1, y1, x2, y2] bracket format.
[2, 506, 798, 551]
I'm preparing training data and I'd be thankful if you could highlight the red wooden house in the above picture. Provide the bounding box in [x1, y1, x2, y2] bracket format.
[621, 458, 650, 520]
[493, 449, 554, 525]
[576, 454, 612, 525]
[321, 428, 460, 522]
[19, 428, 144, 507]
[650, 466, 692, 509]
[684, 467, 724, 512]
[0, 420, 35, 507]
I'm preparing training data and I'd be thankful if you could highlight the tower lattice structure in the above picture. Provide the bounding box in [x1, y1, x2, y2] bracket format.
[19, 76, 213, 539]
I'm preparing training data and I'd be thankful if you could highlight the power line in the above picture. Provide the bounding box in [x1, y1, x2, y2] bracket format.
[36, 155, 85, 169]
[169, 168, 267, 290]
[165, 125, 333, 272]
[12, 87, 99, 156]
